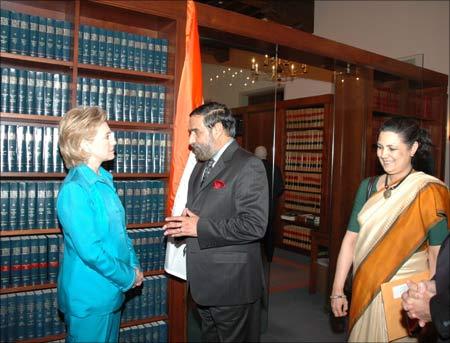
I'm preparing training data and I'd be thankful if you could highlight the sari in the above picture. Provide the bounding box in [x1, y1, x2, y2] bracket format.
[348, 172, 449, 342]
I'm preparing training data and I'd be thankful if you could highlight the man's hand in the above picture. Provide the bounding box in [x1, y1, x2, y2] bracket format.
[134, 268, 144, 287]
[163, 208, 199, 238]
[401, 280, 436, 327]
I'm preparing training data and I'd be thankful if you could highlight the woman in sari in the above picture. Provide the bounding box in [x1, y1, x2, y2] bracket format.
[330, 117, 449, 342]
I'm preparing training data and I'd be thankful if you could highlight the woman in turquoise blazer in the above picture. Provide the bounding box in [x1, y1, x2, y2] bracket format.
[57, 106, 143, 342]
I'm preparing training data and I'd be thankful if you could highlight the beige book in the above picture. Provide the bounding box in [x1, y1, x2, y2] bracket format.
[380, 270, 430, 341]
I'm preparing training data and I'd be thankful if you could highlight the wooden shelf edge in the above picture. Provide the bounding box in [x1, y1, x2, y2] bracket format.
[0, 52, 73, 68]
[127, 222, 165, 229]
[0, 172, 169, 179]
[77, 63, 174, 80]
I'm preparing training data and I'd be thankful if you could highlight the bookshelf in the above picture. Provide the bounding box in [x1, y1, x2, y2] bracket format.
[0, 1, 184, 342]
[278, 95, 333, 257]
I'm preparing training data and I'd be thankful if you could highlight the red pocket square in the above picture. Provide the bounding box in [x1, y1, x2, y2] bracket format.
[212, 180, 225, 189]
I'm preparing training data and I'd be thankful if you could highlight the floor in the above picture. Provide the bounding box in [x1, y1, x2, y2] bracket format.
[188, 247, 347, 342]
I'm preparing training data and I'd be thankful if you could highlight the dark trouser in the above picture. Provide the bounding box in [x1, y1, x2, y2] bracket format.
[197, 299, 261, 342]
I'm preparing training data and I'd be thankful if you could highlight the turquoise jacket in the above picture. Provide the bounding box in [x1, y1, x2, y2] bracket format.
[57, 164, 139, 318]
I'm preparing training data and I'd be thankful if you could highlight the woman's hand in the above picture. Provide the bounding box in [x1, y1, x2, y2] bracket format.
[331, 295, 349, 317]
[134, 268, 144, 287]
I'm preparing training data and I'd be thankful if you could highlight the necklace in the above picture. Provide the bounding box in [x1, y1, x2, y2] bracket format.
[383, 169, 414, 199]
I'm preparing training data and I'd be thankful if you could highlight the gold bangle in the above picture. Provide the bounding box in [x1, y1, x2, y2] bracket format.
[330, 294, 346, 299]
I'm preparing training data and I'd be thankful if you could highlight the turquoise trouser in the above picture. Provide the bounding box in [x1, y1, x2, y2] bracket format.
[65, 310, 121, 343]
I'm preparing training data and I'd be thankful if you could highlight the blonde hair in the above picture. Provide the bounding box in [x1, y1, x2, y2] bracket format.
[59, 106, 107, 168]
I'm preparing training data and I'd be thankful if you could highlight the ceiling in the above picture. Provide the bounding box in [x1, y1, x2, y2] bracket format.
[196, 0, 315, 32]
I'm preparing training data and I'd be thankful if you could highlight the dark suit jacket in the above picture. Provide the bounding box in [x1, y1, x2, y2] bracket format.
[186, 141, 269, 306]
[431, 233, 450, 342]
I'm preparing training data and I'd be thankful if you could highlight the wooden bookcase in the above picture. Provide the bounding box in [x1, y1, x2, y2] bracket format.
[0, 0, 185, 342]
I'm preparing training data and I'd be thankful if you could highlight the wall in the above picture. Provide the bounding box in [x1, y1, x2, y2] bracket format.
[314, 0, 450, 184]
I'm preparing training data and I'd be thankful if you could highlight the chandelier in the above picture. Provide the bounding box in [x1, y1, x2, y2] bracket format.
[250, 55, 308, 82]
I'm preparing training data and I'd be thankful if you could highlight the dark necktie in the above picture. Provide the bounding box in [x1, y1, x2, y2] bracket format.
[201, 159, 214, 185]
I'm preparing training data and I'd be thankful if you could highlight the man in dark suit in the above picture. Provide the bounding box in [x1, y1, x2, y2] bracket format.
[402, 233, 450, 342]
[164, 102, 269, 342]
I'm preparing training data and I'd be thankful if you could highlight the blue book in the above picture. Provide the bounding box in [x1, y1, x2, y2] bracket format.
[52, 182, 61, 228]
[54, 19, 64, 60]
[34, 291, 44, 337]
[24, 291, 35, 339]
[53, 126, 64, 172]
[10, 237, 22, 287]
[144, 182, 151, 223]
[115, 131, 124, 173]
[52, 73, 62, 116]
[145, 132, 153, 173]
[158, 320, 168, 342]
[9, 11, 21, 54]
[124, 182, 134, 223]
[8, 182, 18, 229]
[45, 17, 55, 59]
[62, 21, 72, 61]
[143, 84, 152, 123]
[81, 76, 90, 106]
[105, 29, 114, 67]
[16, 292, 26, 340]
[35, 71, 45, 115]
[159, 227, 167, 268]
[154, 276, 162, 315]
[136, 83, 145, 122]
[152, 226, 160, 269]
[42, 126, 53, 173]
[0, 9, 9, 53]
[159, 133, 167, 173]
[123, 131, 132, 173]
[98, 27, 106, 66]
[151, 85, 159, 124]
[89, 77, 99, 106]
[29, 15, 39, 56]
[158, 85, 166, 124]
[132, 182, 141, 224]
[160, 39, 168, 74]
[146, 276, 155, 317]
[36, 181, 46, 229]
[119, 31, 128, 69]
[128, 83, 137, 122]
[152, 132, 161, 173]
[19, 12, 30, 55]
[153, 38, 162, 74]
[146, 37, 154, 72]
[7, 124, 17, 172]
[17, 182, 27, 229]
[139, 35, 148, 72]
[37, 16, 46, 58]
[126, 32, 135, 70]
[76, 77, 82, 106]
[0, 182, 9, 231]
[42, 289, 52, 336]
[98, 78, 106, 112]
[17, 69, 27, 114]
[137, 132, 146, 174]
[160, 275, 167, 314]
[0, 294, 8, 341]
[0, 237, 10, 288]
[133, 34, 141, 71]
[37, 236, 47, 283]
[47, 234, 59, 283]
[21, 236, 31, 286]
[16, 126, 26, 172]
[43, 72, 54, 116]
[29, 235, 40, 285]
[130, 131, 138, 173]
[151, 322, 159, 342]
[24, 125, 34, 172]
[61, 74, 70, 115]
[89, 25, 99, 65]
[81, 25, 90, 64]
[6, 293, 16, 341]
[112, 30, 121, 68]
[1, 68, 9, 112]
[123, 82, 131, 120]
[106, 79, 115, 119]
[33, 126, 43, 172]
[0, 125, 6, 173]
[44, 181, 54, 228]
[8, 67, 18, 114]
[26, 70, 36, 114]
[26, 182, 36, 229]
[114, 81, 124, 121]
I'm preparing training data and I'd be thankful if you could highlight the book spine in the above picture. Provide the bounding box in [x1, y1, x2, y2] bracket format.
[112, 30, 121, 68]
[98, 27, 106, 66]
[62, 21, 72, 61]
[126, 32, 135, 70]
[35, 71, 45, 115]
[10, 237, 21, 287]
[8, 67, 18, 113]
[98, 78, 106, 113]
[30, 236, 40, 285]
[61, 74, 70, 115]
[0, 125, 6, 173]
[89, 25, 99, 65]
[160, 38, 168, 74]
[105, 29, 114, 67]
[8, 182, 18, 230]
[37, 236, 47, 283]
[9, 11, 21, 54]
[115, 131, 124, 173]
[33, 126, 43, 173]
[26, 70, 36, 114]
[21, 237, 31, 286]
[7, 124, 17, 172]
[47, 234, 59, 283]
[119, 31, 127, 69]
[136, 83, 145, 122]
[158, 85, 165, 124]
[29, 15, 39, 56]
[82, 25, 90, 64]
[123, 82, 131, 121]
[153, 38, 161, 74]
[114, 81, 124, 121]
[44, 183, 54, 229]
[0, 9, 9, 52]
[42, 126, 53, 174]
[17, 69, 27, 114]
[25, 125, 34, 172]
[89, 77, 99, 106]
[16, 126, 26, 172]
[19, 13, 30, 56]
[45, 18, 55, 59]
[52, 73, 62, 116]
[37, 16, 46, 58]
[0, 237, 10, 289]
[0, 182, 9, 231]
[54, 19, 64, 60]
[1, 68, 9, 112]
[106, 79, 115, 119]
[128, 83, 137, 122]
[43, 72, 54, 116]
[147, 37, 154, 72]
[36, 182, 46, 229]
[26, 182, 36, 229]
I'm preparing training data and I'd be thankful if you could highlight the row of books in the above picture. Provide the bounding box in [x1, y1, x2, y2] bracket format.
[0, 234, 62, 289]
[128, 228, 167, 273]
[373, 87, 400, 114]
[284, 191, 321, 214]
[0, 288, 64, 342]
[1, 124, 64, 173]
[286, 130, 323, 151]
[119, 321, 168, 343]
[76, 76, 166, 124]
[284, 172, 321, 193]
[122, 276, 167, 322]
[286, 107, 324, 129]
[114, 131, 170, 174]
[1, 67, 71, 116]
[281, 212, 320, 227]
[407, 93, 434, 118]
[282, 224, 312, 251]
[1, 9, 72, 61]
[285, 151, 322, 172]
[79, 24, 168, 74]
